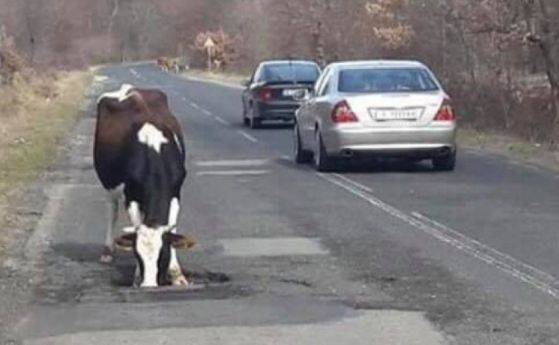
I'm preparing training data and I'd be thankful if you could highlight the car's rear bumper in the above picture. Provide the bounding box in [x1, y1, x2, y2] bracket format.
[322, 125, 457, 158]
[255, 101, 300, 121]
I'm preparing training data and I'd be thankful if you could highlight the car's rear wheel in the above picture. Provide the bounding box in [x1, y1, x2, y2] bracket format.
[249, 106, 261, 129]
[294, 123, 312, 164]
[250, 116, 261, 129]
[242, 106, 249, 126]
[314, 130, 333, 172]
[432, 151, 456, 171]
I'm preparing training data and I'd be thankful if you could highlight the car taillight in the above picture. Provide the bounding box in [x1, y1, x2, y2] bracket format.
[256, 88, 272, 101]
[434, 98, 456, 121]
[332, 100, 358, 123]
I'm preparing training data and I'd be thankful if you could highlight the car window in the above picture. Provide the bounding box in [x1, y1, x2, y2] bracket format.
[338, 68, 440, 93]
[253, 66, 264, 83]
[261, 63, 319, 83]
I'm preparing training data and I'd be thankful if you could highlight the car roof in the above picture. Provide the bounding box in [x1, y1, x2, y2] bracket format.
[327, 60, 428, 69]
[259, 60, 319, 66]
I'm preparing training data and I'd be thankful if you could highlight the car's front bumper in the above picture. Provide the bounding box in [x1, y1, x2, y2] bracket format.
[322, 125, 457, 158]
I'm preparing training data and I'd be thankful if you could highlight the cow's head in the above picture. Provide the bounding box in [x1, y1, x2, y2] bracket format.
[114, 226, 194, 287]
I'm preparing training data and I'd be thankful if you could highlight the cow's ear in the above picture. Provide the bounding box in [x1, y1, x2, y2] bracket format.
[169, 233, 195, 250]
[115, 233, 136, 251]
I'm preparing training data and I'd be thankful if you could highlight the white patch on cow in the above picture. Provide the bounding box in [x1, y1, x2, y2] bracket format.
[135, 226, 164, 288]
[137, 123, 169, 154]
[97, 84, 134, 103]
[166, 198, 188, 286]
[128, 201, 142, 227]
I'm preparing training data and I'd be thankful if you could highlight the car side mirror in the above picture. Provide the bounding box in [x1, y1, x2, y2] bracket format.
[293, 89, 311, 102]
[243, 79, 251, 87]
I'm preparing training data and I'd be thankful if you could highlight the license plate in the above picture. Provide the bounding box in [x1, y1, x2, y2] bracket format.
[283, 89, 303, 97]
[372, 108, 422, 121]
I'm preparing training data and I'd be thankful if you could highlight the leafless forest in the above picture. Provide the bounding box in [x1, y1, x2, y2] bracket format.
[1, 0, 559, 144]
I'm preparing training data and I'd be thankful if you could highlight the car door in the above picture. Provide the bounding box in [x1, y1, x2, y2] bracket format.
[299, 67, 332, 146]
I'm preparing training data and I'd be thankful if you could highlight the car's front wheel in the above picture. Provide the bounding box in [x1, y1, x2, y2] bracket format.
[294, 123, 312, 164]
[432, 151, 456, 171]
[314, 130, 333, 172]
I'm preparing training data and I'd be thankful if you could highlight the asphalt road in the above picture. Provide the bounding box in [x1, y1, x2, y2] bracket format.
[5, 63, 559, 344]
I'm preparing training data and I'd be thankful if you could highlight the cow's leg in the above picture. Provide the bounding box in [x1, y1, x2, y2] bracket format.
[133, 264, 142, 287]
[167, 198, 189, 286]
[168, 233, 189, 286]
[100, 191, 119, 263]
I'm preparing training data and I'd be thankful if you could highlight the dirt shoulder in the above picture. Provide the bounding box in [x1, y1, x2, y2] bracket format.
[182, 69, 559, 175]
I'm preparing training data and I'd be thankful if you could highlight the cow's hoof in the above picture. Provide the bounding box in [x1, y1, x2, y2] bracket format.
[170, 273, 189, 286]
[100, 246, 114, 264]
[100, 254, 113, 264]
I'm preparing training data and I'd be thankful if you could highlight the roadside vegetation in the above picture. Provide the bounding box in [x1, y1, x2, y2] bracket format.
[0, 32, 92, 256]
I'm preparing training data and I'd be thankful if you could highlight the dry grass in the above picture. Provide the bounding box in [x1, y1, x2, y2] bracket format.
[0, 71, 92, 255]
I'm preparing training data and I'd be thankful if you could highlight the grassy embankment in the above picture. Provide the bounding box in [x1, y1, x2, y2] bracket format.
[0, 71, 92, 256]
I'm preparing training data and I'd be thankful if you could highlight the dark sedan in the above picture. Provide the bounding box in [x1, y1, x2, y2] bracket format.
[242, 60, 321, 129]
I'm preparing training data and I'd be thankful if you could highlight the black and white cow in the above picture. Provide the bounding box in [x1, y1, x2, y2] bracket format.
[94, 84, 194, 288]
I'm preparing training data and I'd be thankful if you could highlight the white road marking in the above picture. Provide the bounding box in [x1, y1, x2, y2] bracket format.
[94, 75, 108, 82]
[201, 108, 212, 116]
[196, 159, 270, 167]
[237, 130, 258, 143]
[219, 237, 328, 257]
[196, 170, 270, 177]
[130, 68, 140, 79]
[318, 173, 559, 299]
[411, 212, 559, 284]
[280, 155, 292, 161]
[190, 102, 200, 110]
[332, 173, 374, 193]
[214, 116, 231, 126]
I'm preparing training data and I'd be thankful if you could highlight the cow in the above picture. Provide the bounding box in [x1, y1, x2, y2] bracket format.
[94, 84, 194, 288]
[157, 57, 181, 73]
[156, 57, 170, 72]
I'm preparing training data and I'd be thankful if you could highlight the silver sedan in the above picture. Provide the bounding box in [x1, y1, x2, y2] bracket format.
[293, 60, 457, 172]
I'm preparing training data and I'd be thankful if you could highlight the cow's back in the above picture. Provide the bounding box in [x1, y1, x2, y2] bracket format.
[94, 88, 184, 190]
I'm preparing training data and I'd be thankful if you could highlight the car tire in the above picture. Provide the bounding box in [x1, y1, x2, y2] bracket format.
[314, 131, 333, 172]
[249, 107, 261, 129]
[250, 116, 261, 129]
[242, 107, 249, 126]
[294, 123, 312, 164]
[432, 151, 456, 171]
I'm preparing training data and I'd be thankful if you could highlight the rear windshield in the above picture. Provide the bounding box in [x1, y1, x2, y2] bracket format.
[338, 68, 439, 93]
[260, 63, 320, 83]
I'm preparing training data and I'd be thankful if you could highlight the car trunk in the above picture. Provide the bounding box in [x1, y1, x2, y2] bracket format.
[344, 92, 444, 128]
[260, 82, 314, 101]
